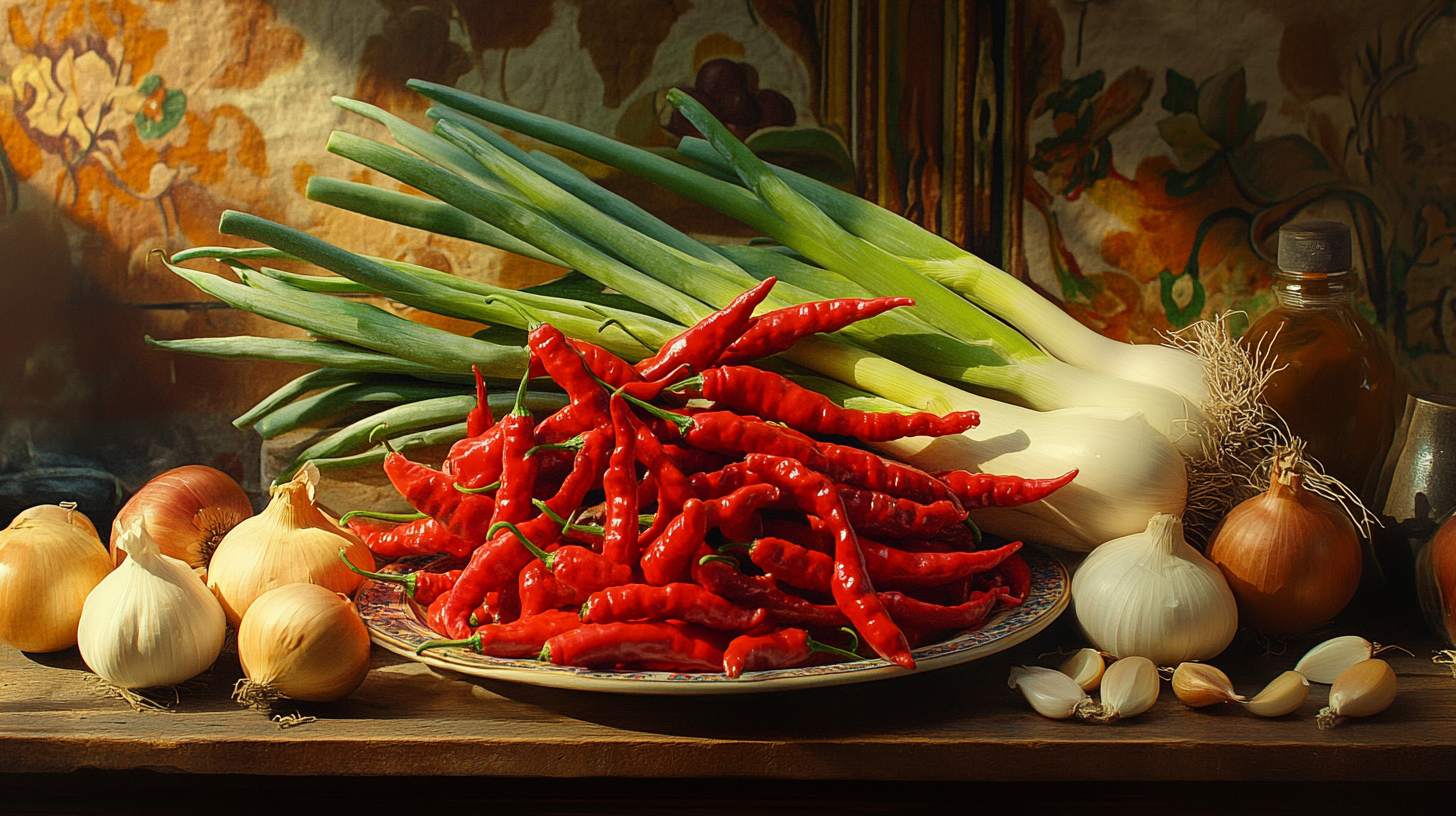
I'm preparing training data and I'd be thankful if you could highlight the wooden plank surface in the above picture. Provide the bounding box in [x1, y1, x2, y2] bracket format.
[3, 599, 1454, 782]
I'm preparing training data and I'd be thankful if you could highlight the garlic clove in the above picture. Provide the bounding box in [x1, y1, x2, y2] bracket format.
[1243, 670, 1309, 717]
[1059, 648, 1106, 691]
[1171, 662, 1245, 707]
[1294, 635, 1373, 684]
[1009, 665, 1091, 719]
[1096, 656, 1159, 721]
[1316, 659, 1397, 729]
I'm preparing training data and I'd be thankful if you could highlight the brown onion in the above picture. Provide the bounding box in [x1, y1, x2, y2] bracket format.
[1206, 446, 1361, 634]
[110, 465, 254, 577]
[14, 502, 100, 541]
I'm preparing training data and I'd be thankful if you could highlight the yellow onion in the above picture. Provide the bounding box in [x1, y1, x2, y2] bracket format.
[207, 465, 373, 627]
[1206, 446, 1361, 635]
[0, 513, 113, 652]
[236, 583, 371, 703]
[111, 465, 254, 577]
[14, 503, 100, 541]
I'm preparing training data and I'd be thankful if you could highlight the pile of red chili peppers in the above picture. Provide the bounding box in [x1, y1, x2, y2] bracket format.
[345, 279, 1076, 677]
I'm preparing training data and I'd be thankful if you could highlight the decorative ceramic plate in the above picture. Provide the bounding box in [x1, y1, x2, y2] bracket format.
[356, 547, 1069, 695]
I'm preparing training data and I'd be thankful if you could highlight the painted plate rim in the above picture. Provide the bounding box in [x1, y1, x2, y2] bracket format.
[356, 547, 1069, 695]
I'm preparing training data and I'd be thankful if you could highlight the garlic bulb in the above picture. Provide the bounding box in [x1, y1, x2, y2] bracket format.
[1294, 635, 1375, 684]
[1096, 656, 1159, 722]
[1244, 670, 1309, 718]
[1059, 648, 1106, 691]
[1008, 665, 1094, 719]
[207, 465, 373, 627]
[237, 583, 371, 703]
[78, 520, 226, 689]
[1171, 662, 1244, 707]
[1071, 514, 1238, 664]
[1316, 659, 1396, 729]
[0, 515, 113, 653]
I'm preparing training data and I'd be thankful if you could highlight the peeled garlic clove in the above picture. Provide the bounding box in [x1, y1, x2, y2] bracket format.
[1171, 662, 1245, 707]
[1059, 648, 1106, 691]
[1316, 659, 1397, 729]
[1009, 665, 1091, 719]
[1294, 635, 1372, 684]
[1243, 670, 1309, 717]
[1090, 656, 1159, 722]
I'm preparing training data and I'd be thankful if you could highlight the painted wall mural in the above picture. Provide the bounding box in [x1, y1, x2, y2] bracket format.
[1011, 0, 1456, 392]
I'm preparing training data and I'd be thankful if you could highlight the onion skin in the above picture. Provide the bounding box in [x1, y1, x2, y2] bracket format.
[14, 505, 100, 541]
[0, 517, 113, 653]
[110, 466, 253, 575]
[1416, 515, 1456, 647]
[1206, 455, 1361, 635]
[238, 583, 371, 702]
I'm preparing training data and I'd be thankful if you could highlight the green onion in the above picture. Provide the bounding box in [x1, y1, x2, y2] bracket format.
[254, 380, 470, 440]
[144, 336, 472, 382]
[231, 368, 366, 429]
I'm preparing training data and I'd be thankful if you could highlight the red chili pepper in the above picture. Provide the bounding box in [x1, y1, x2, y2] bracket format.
[977, 552, 1032, 606]
[935, 469, 1078, 509]
[601, 395, 640, 567]
[581, 583, 769, 632]
[382, 452, 497, 543]
[692, 554, 849, 629]
[487, 368, 542, 533]
[660, 444, 734, 475]
[836, 484, 967, 538]
[743, 536, 1023, 592]
[691, 366, 979, 442]
[344, 515, 476, 559]
[416, 608, 582, 657]
[438, 429, 611, 638]
[704, 482, 780, 543]
[635, 277, 777, 380]
[629, 410, 696, 545]
[761, 517, 833, 554]
[641, 499, 709, 586]
[716, 296, 914, 366]
[336, 549, 462, 605]
[540, 621, 726, 672]
[877, 589, 1005, 645]
[500, 519, 633, 597]
[465, 365, 494, 438]
[722, 627, 864, 678]
[639, 405, 955, 507]
[426, 590, 453, 636]
[518, 558, 579, 617]
[441, 424, 505, 489]
[475, 581, 522, 626]
[530, 322, 611, 429]
[739, 454, 913, 668]
[568, 338, 641, 388]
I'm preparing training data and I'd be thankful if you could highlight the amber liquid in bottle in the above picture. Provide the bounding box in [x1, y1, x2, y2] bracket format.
[1241, 238, 1399, 501]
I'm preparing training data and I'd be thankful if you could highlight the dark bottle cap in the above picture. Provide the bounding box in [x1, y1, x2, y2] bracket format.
[1277, 220, 1352, 274]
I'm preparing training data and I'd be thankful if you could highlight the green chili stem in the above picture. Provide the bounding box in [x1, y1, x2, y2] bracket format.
[338, 548, 419, 598]
[416, 633, 482, 655]
[338, 509, 425, 525]
[488, 520, 553, 567]
[455, 480, 501, 495]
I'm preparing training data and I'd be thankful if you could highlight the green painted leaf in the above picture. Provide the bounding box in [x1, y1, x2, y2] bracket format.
[135, 85, 186, 140]
[746, 127, 855, 188]
[1159, 268, 1206, 328]
[1164, 156, 1224, 198]
[1162, 70, 1198, 115]
[1157, 112, 1221, 171]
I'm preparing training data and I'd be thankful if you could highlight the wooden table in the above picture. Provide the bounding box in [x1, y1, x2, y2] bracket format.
[3, 594, 1454, 812]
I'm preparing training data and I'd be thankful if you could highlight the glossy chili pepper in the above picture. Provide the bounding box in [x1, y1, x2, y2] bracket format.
[877, 589, 1005, 644]
[744, 536, 1023, 592]
[540, 621, 726, 672]
[692, 554, 849, 629]
[501, 519, 633, 596]
[739, 454, 913, 668]
[442, 423, 505, 489]
[474, 582, 522, 627]
[704, 482, 781, 543]
[487, 368, 542, 533]
[721, 627, 864, 678]
[660, 444, 734, 475]
[439, 429, 611, 638]
[641, 499, 708, 586]
[416, 608, 582, 657]
[465, 365, 494, 438]
[337, 549, 462, 606]
[518, 558, 579, 617]
[635, 277, 777, 380]
[382, 451, 497, 543]
[530, 322, 611, 428]
[716, 296, 915, 366]
[637, 405, 956, 506]
[983, 552, 1031, 606]
[568, 338, 641, 388]
[836, 484, 967, 538]
[344, 515, 476, 559]
[601, 395, 640, 566]
[934, 469, 1078, 509]
[580, 583, 769, 632]
[761, 517, 834, 554]
[630, 410, 696, 545]
[689, 366, 979, 442]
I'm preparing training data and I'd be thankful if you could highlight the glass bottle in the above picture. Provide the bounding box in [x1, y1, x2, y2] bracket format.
[1241, 220, 1401, 503]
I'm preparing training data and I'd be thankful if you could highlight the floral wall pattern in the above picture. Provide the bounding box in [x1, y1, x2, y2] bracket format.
[1013, 0, 1456, 392]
